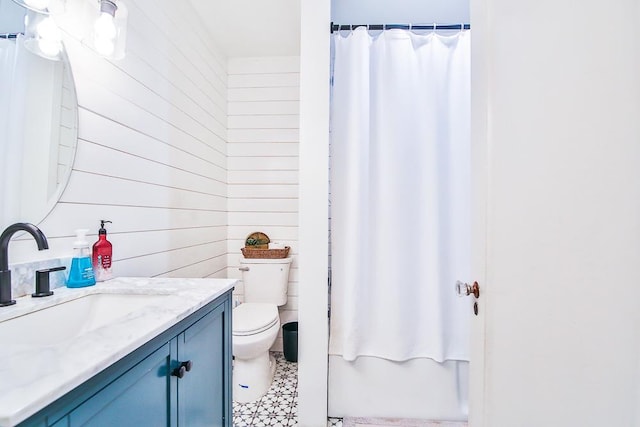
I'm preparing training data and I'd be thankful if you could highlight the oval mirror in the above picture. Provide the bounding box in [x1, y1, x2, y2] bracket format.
[0, 0, 78, 229]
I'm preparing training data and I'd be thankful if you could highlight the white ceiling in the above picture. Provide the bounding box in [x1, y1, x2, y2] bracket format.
[188, 0, 301, 58]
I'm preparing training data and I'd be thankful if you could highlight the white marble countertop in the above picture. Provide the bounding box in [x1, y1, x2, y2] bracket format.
[0, 277, 236, 427]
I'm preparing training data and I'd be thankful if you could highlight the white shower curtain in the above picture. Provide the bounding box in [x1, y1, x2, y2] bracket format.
[329, 28, 471, 363]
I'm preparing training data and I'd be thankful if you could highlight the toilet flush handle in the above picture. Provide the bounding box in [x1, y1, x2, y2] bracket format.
[239, 267, 249, 272]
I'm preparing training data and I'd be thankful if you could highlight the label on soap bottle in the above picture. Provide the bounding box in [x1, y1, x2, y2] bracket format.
[95, 254, 113, 281]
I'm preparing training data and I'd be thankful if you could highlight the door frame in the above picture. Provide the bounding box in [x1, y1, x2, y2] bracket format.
[468, 0, 488, 424]
[297, 1, 331, 426]
[297, 0, 488, 424]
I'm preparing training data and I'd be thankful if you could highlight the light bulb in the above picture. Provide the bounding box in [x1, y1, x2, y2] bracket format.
[37, 16, 60, 40]
[94, 12, 117, 40]
[38, 38, 61, 57]
[24, 0, 50, 11]
[90, 0, 127, 59]
[94, 37, 115, 56]
[36, 16, 61, 57]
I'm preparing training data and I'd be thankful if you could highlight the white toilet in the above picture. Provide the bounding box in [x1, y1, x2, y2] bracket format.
[233, 257, 292, 403]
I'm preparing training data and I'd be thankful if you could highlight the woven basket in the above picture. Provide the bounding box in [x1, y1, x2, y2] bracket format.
[244, 231, 270, 249]
[241, 246, 290, 259]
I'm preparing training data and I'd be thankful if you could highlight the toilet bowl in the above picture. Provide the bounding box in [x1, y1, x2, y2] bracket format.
[232, 303, 281, 403]
[233, 257, 293, 403]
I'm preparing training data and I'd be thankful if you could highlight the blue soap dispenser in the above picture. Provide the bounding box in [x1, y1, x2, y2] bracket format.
[67, 229, 96, 288]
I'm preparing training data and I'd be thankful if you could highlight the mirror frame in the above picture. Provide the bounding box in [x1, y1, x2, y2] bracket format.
[37, 42, 79, 227]
[0, 35, 79, 229]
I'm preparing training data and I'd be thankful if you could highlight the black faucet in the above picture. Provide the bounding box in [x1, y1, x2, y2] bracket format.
[0, 223, 49, 307]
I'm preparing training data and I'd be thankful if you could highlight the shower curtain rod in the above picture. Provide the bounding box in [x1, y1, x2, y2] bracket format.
[330, 22, 470, 33]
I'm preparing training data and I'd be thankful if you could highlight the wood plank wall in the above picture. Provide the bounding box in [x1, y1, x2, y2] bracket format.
[10, 0, 229, 281]
[9, 3, 303, 347]
[226, 56, 301, 350]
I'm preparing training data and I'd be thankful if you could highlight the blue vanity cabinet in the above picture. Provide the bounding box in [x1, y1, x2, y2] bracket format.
[18, 291, 232, 427]
[176, 302, 230, 426]
[54, 342, 174, 427]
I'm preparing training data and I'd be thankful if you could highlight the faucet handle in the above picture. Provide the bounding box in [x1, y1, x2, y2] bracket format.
[33, 266, 66, 298]
[0, 270, 15, 306]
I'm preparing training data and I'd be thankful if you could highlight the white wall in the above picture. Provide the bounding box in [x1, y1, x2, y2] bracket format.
[0, 1, 24, 33]
[226, 56, 300, 351]
[473, 0, 640, 425]
[298, 0, 331, 425]
[10, 0, 229, 282]
[331, 0, 469, 24]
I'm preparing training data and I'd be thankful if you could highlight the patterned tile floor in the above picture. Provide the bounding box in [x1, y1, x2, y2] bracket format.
[233, 352, 299, 426]
[233, 352, 344, 426]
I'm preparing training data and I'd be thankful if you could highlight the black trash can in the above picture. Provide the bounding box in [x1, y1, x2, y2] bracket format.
[282, 321, 298, 362]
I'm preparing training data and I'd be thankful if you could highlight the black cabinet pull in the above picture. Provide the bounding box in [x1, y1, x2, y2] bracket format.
[171, 366, 186, 379]
[171, 361, 193, 379]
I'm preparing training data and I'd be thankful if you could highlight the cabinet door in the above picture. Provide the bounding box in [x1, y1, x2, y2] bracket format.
[176, 304, 229, 427]
[66, 342, 173, 427]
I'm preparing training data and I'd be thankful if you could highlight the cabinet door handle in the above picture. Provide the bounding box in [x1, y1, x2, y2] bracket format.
[172, 366, 186, 379]
[172, 360, 193, 379]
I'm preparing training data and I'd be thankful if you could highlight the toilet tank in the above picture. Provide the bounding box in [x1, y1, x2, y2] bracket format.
[240, 257, 293, 306]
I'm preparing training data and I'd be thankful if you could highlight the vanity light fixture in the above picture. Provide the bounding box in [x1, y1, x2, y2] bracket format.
[35, 14, 61, 56]
[11, 0, 128, 60]
[93, 0, 117, 56]
[23, 9, 63, 60]
[11, 0, 66, 60]
[92, 0, 127, 59]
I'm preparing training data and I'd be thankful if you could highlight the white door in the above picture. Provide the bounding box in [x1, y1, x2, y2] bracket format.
[469, 1, 640, 426]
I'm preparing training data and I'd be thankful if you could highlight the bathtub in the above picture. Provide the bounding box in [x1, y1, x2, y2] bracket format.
[328, 355, 468, 421]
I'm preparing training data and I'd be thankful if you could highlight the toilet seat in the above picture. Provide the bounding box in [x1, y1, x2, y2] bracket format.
[233, 303, 279, 336]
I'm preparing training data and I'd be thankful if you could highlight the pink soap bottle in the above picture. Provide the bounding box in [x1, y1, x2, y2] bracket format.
[92, 220, 113, 281]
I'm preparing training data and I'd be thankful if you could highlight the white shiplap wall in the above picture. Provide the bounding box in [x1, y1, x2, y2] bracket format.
[10, 0, 229, 282]
[226, 56, 300, 350]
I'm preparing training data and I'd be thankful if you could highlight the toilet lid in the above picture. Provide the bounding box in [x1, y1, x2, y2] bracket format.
[233, 303, 279, 336]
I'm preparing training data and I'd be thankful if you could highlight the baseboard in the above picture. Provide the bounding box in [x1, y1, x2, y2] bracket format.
[343, 418, 467, 427]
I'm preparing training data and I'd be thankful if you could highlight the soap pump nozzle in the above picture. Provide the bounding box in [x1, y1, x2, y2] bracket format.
[73, 229, 90, 249]
[98, 220, 112, 235]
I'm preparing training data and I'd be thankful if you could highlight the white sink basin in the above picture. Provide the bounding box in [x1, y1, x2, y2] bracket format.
[0, 293, 169, 347]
